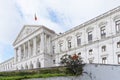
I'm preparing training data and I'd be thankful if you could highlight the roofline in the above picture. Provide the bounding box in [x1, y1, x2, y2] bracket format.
[0, 57, 14, 65]
[52, 5, 120, 40]
[13, 25, 56, 46]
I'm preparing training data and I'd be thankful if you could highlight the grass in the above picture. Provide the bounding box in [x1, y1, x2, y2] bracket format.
[0, 67, 70, 80]
[0, 73, 67, 80]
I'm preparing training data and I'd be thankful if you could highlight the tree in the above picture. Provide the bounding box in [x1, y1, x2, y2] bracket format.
[61, 54, 84, 75]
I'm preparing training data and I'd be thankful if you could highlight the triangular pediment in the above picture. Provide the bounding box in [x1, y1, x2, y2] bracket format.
[13, 25, 41, 45]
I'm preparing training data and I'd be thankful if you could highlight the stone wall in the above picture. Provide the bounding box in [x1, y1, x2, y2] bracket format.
[25, 64, 120, 80]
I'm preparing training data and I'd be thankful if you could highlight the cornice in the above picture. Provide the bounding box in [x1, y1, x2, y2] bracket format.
[52, 6, 120, 41]
[54, 33, 120, 56]
[13, 25, 56, 46]
[0, 57, 14, 65]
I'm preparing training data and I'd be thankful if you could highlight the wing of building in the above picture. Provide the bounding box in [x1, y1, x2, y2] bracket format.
[1, 6, 120, 72]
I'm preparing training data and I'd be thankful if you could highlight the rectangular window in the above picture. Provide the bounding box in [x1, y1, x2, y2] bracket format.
[59, 43, 63, 52]
[53, 46, 55, 54]
[102, 46, 106, 52]
[89, 49, 93, 55]
[100, 26, 106, 39]
[117, 42, 120, 48]
[68, 40, 72, 49]
[53, 60, 56, 64]
[89, 60, 93, 64]
[116, 20, 120, 33]
[102, 57, 107, 64]
[118, 54, 120, 64]
[77, 36, 81, 46]
[88, 31, 92, 42]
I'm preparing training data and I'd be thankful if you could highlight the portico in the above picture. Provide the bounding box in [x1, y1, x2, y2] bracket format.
[13, 25, 55, 70]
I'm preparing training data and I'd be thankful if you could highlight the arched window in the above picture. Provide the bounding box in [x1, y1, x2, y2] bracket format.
[30, 63, 33, 69]
[36, 59, 41, 68]
[25, 64, 28, 69]
[21, 65, 24, 70]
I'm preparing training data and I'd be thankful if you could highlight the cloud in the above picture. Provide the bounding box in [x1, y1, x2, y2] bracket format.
[1, 0, 120, 62]
[0, 0, 24, 62]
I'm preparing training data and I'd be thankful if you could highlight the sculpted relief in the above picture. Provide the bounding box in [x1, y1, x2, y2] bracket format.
[14, 26, 40, 45]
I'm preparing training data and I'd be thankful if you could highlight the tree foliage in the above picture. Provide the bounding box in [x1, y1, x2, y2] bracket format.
[60, 54, 84, 75]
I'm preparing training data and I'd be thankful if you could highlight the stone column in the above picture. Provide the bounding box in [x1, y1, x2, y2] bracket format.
[40, 33, 45, 53]
[26, 42, 28, 58]
[14, 48, 17, 63]
[28, 40, 30, 58]
[33, 37, 37, 56]
[48, 35, 51, 53]
[19, 46, 21, 61]
[23, 43, 26, 59]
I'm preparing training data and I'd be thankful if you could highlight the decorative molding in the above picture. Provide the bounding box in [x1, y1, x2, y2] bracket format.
[86, 27, 94, 32]
[99, 21, 108, 27]
[52, 6, 120, 41]
[58, 40, 63, 44]
[76, 32, 82, 37]
[113, 15, 120, 21]
[116, 51, 120, 55]
[101, 54, 108, 58]
[66, 36, 72, 40]
[88, 57, 94, 60]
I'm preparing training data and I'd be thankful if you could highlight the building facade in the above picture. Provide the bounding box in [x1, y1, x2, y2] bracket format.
[1, 6, 120, 72]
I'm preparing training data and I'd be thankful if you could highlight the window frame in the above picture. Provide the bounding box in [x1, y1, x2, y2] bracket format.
[102, 57, 107, 64]
[117, 41, 120, 48]
[115, 20, 120, 33]
[118, 54, 120, 64]
[88, 31, 92, 42]
[59, 43, 63, 52]
[77, 36, 81, 46]
[100, 26, 106, 38]
[68, 40, 72, 49]
[101, 46, 106, 52]
[89, 49, 93, 55]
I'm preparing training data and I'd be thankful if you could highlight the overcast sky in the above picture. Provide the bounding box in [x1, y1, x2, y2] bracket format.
[0, 0, 120, 63]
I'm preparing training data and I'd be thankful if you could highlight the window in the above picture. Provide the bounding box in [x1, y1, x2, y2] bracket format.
[53, 46, 55, 54]
[118, 54, 120, 64]
[102, 46, 106, 52]
[59, 43, 63, 52]
[89, 60, 93, 64]
[78, 52, 81, 55]
[117, 42, 120, 48]
[68, 40, 72, 49]
[77, 36, 81, 46]
[88, 31, 92, 42]
[102, 57, 107, 64]
[115, 20, 120, 33]
[100, 26, 106, 38]
[89, 49, 93, 55]
[53, 60, 56, 64]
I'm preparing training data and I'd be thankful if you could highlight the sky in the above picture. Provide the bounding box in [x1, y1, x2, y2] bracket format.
[0, 0, 120, 63]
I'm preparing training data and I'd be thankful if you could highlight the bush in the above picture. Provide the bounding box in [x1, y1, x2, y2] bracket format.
[0, 67, 68, 80]
[61, 54, 84, 75]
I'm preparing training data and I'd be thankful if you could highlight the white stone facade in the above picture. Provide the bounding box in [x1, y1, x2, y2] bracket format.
[1, 6, 120, 72]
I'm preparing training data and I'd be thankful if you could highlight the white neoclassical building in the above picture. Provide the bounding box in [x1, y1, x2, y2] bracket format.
[1, 6, 120, 72]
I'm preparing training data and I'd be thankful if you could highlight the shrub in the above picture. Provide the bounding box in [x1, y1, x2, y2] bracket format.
[61, 54, 84, 75]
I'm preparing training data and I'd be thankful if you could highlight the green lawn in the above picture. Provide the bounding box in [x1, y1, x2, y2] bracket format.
[0, 73, 66, 80]
[0, 67, 70, 80]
